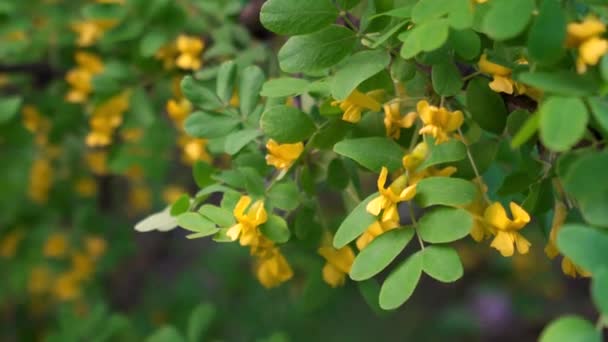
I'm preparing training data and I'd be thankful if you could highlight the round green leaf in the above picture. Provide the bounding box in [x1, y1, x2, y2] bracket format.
[592, 268, 608, 316]
[333, 193, 378, 248]
[170, 194, 190, 216]
[415, 177, 476, 207]
[465, 77, 508, 134]
[379, 252, 422, 310]
[278, 25, 357, 73]
[449, 29, 481, 60]
[418, 139, 467, 170]
[540, 97, 588, 152]
[184, 111, 240, 138]
[0, 96, 22, 124]
[482, 0, 535, 41]
[527, 0, 566, 65]
[260, 214, 291, 243]
[331, 50, 391, 100]
[400, 19, 449, 59]
[350, 228, 415, 281]
[421, 246, 463, 282]
[260, 78, 310, 98]
[557, 224, 608, 274]
[198, 204, 235, 228]
[333, 137, 403, 172]
[539, 315, 601, 342]
[267, 180, 300, 211]
[260, 0, 338, 35]
[418, 207, 473, 243]
[261, 105, 316, 143]
[431, 62, 463, 96]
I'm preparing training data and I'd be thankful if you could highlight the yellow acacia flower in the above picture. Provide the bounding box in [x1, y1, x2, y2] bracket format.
[75, 177, 97, 197]
[402, 142, 457, 185]
[416, 100, 463, 144]
[29, 158, 53, 204]
[484, 202, 531, 257]
[383, 102, 417, 139]
[466, 178, 493, 242]
[226, 196, 268, 246]
[22, 105, 50, 136]
[331, 89, 382, 123]
[265, 139, 304, 171]
[71, 19, 117, 47]
[85, 236, 107, 259]
[65, 51, 104, 103]
[478, 54, 516, 94]
[44, 233, 68, 258]
[86, 150, 108, 175]
[254, 246, 294, 288]
[545, 201, 590, 278]
[86, 91, 130, 147]
[356, 219, 399, 251]
[29, 266, 52, 295]
[317, 233, 355, 287]
[53, 272, 81, 301]
[566, 17, 608, 74]
[366, 166, 416, 223]
[0, 230, 24, 258]
[178, 136, 212, 165]
[176, 35, 205, 70]
[166, 97, 192, 127]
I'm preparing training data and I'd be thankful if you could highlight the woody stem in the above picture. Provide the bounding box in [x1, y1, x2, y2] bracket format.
[457, 127, 492, 205]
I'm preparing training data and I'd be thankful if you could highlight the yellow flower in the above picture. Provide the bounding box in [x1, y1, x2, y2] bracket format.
[22, 105, 50, 135]
[29, 158, 53, 204]
[178, 136, 211, 165]
[254, 246, 293, 288]
[166, 98, 192, 126]
[366, 167, 417, 223]
[478, 54, 516, 94]
[29, 266, 52, 295]
[356, 219, 399, 250]
[71, 19, 117, 47]
[86, 91, 130, 147]
[265, 139, 304, 171]
[484, 202, 531, 257]
[75, 177, 97, 197]
[545, 201, 590, 278]
[84, 236, 106, 259]
[44, 233, 68, 258]
[416, 100, 463, 144]
[71, 252, 95, 281]
[566, 17, 608, 74]
[162, 185, 186, 205]
[331, 89, 382, 123]
[65, 52, 104, 103]
[155, 43, 178, 70]
[86, 151, 108, 175]
[230, 91, 240, 108]
[53, 272, 81, 301]
[466, 178, 492, 242]
[0, 230, 24, 258]
[402, 142, 457, 185]
[383, 102, 417, 139]
[317, 233, 355, 287]
[175, 35, 204, 70]
[226, 196, 268, 246]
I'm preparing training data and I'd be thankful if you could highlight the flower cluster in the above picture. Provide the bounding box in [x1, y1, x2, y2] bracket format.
[566, 17, 608, 74]
[65, 52, 104, 103]
[85, 90, 131, 147]
[156, 35, 205, 71]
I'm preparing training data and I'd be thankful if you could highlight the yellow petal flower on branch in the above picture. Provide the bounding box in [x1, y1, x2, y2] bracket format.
[566, 17, 608, 74]
[71, 19, 117, 47]
[383, 102, 417, 139]
[484, 202, 531, 257]
[416, 100, 463, 144]
[402, 142, 457, 185]
[65, 52, 104, 103]
[254, 246, 293, 288]
[226, 196, 268, 246]
[178, 136, 211, 165]
[175, 35, 205, 70]
[265, 139, 304, 171]
[86, 91, 130, 147]
[44, 233, 69, 258]
[331, 89, 382, 123]
[366, 166, 416, 223]
[318, 233, 355, 287]
[466, 178, 492, 242]
[166, 98, 192, 126]
[356, 219, 399, 251]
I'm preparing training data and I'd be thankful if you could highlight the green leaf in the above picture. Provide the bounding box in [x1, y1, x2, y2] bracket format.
[327, 158, 350, 189]
[587, 97, 608, 133]
[278, 25, 357, 73]
[453, 138, 498, 178]
[449, 29, 481, 60]
[177, 213, 219, 236]
[357, 280, 384, 315]
[592, 268, 608, 316]
[411, 0, 448, 23]
[539, 97, 588, 152]
[261, 78, 310, 98]
[239, 65, 266, 116]
[334, 137, 403, 172]
[465, 77, 508, 134]
[224, 129, 261, 155]
[0, 96, 22, 124]
[421, 246, 463, 282]
[539, 316, 601, 342]
[370, 21, 409, 49]
[331, 50, 391, 100]
[350, 228, 415, 281]
[198, 205, 235, 227]
[333, 193, 378, 248]
[515, 71, 599, 96]
[418, 207, 473, 243]
[400, 19, 450, 59]
[193, 162, 214, 188]
[482, 0, 535, 40]
[260, 105, 316, 143]
[415, 177, 476, 207]
[170, 194, 190, 216]
[187, 303, 216, 342]
[181, 76, 223, 111]
[146, 326, 185, 342]
[379, 252, 422, 310]
[527, 0, 566, 65]
[260, 215, 291, 243]
[431, 62, 463, 96]
[310, 119, 350, 149]
[418, 139, 467, 170]
[511, 113, 539, 148]
[139, 30, 168, 57]
[557, 224, 608, 274]
[184, 111, 240, 138]
[260, 0, 338, 35]
[216, 61, 237, 104]
[268, 180, 300, 211]
[390, 58, 417, 82]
